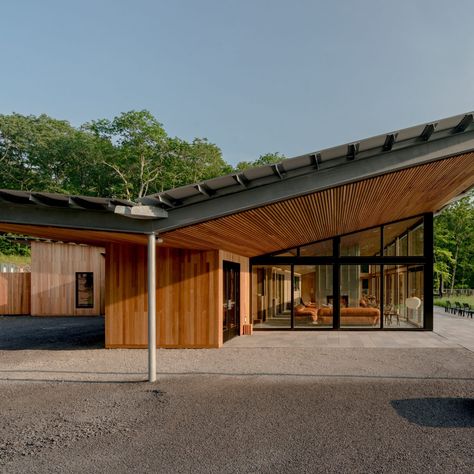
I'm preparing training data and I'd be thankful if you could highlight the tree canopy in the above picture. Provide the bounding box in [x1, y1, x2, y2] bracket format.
[0, 110, 274, 201]
[434, 192, 474, 291]
[1, 109, 472, 290]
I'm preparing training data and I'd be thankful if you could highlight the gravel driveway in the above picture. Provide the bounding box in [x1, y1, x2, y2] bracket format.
[0, 313, 473, 473]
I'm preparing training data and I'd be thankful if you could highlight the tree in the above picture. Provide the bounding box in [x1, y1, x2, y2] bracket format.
[165, 138, 232, 189]
[235, 152, 285, 172]
[0, 113, 116, 196]
[85, 111, 234, 200]
[434, 192, 474, 291]
[84, 110, 171, 201]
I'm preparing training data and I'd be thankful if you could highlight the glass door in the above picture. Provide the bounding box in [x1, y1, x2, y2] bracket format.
[223, 261, 240, 342]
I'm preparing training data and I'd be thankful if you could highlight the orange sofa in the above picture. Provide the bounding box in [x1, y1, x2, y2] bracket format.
[294, 304, 318, 322]
[318, 307, 380, 326]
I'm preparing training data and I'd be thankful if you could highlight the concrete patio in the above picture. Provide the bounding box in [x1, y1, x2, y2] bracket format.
[225, 307, 474, 351]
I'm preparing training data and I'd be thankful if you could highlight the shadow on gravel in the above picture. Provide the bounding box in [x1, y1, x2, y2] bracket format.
[0, 316, 104, 350]
[391, 397, 474, 427]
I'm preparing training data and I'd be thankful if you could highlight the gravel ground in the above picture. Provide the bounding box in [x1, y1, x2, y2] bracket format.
[0, 315, 473, 473]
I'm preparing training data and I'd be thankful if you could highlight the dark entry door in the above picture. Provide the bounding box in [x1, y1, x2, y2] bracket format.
[223, 261, 240, 342]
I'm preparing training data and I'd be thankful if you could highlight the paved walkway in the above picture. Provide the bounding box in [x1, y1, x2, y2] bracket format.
[225, 307, 474, 351]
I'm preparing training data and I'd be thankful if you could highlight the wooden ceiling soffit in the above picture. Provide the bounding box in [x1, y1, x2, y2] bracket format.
[160, 153, 474, 257]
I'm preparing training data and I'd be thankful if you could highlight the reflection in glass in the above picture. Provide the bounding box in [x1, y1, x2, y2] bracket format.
[384, 265, 424, 328]
[340, 265, 381, 327]
[409, 224, 424, 256]
[383, 217, 423, 256]
[252, 265, 291, 328]
[300, 239, 333, 257]
[294, 265, 333, 328]
[274, 248, 297, 257]
[340, 228, 380, 256]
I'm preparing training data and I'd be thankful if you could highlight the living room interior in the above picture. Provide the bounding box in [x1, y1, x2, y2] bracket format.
[251, 215, 426, 330]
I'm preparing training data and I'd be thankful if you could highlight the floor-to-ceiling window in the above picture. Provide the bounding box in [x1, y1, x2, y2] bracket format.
[250, 213, 432, 330]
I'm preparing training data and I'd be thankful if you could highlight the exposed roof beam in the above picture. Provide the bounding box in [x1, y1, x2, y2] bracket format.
[30, 193, 69, 207]
[0, 190, 33, 205]
[271, 163, 285, 179]
[69, 196, 107, 211]
[233, 173, 250, 188]
[454, 114, 473, 133]
[309, 153, 322, 169]
[195, 183, 215, 197]
[420, 123, 437, 141]
[157, 194, 180, 208]
[346, 143, 359, 160]
[382, 133, 397, 152]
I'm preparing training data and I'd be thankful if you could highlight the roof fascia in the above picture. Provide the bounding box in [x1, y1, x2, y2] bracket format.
[0, 203, 155, 234]
[152, 131, 474, 233]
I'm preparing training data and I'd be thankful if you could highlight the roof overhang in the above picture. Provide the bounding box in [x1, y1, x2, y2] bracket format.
[0, 111, 473, 248]
[143, 112, 474, 233]
[159, 152, 474, 256]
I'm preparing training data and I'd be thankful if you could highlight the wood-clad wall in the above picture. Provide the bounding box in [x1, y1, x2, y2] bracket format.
[105, 244, 220, 348]
[0, 273, 31, 315]
[218, 251, 250, 346]
[31, 242, 105, 316]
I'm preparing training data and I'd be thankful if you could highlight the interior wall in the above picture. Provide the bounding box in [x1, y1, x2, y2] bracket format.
[31, 241, 104, 316]
[105, 244, 220, 348]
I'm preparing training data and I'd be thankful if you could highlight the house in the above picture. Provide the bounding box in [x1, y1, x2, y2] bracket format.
[0, 112, 473, 381]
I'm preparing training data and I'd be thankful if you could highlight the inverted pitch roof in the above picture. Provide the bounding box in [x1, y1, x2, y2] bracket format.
[146, 111, 474, 233]
[0, 111, 473, 238]
[142, 111, 474, 212]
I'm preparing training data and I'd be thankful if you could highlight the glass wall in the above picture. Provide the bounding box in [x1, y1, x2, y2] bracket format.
[252, 265, 292, 328]
[340, 265, 381, 328]
[294, 265, 333, 328]
[250, 214, 430, 331]
[300, 239, 333, 257]
[340, 228, 380, 256]
[383, 265, 424, 328]
[383, 217, 424, 256]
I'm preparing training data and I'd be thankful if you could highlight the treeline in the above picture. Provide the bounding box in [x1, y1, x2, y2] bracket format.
[1, 110, 473, 289]
[0, 110, 283, 201]
[434, 194, 474, 291]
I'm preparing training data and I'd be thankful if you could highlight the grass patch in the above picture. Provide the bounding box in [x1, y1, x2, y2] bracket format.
[0, 252, 31, 267]
[434, 295, 474, 308]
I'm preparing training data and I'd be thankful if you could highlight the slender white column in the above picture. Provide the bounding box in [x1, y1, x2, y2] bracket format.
[147, 233, 157, 382]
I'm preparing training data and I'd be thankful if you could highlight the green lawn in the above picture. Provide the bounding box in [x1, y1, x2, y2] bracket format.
[0, 252, 31, 267]
[434, 295, 474, 308]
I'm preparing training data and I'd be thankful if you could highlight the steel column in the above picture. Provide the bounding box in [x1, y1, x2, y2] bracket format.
[147, 233, 157, 382]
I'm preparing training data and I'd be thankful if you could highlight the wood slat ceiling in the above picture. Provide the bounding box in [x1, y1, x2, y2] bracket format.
[160, 153, 474, 257]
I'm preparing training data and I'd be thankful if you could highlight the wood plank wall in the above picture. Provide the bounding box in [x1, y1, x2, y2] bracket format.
[31, 242, 105, 316]
[0, 273, 31, 315]
[218, 251, 250, 346]
[105, 244, 220, 348]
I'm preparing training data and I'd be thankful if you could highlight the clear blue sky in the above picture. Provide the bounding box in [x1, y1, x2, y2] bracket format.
[2, 0, 473, 165]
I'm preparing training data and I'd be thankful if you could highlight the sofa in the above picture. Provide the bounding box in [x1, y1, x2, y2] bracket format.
[318, 307, 380, 326]
[294, 304, 318, 322]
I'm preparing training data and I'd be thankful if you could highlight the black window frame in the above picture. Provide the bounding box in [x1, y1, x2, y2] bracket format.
[250, 212, 433, 331]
